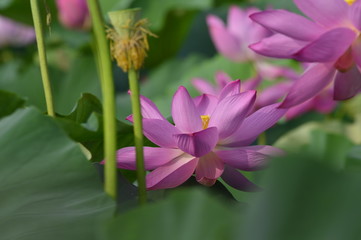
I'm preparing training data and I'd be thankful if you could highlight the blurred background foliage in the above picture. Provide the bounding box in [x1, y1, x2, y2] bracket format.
[1, 0, 361, 239]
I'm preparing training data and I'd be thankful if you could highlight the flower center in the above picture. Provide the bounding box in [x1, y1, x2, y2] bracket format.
[345, 0, 356, 5]
[200, 115, 210, 129]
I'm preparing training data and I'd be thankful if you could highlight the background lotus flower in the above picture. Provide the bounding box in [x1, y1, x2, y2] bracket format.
[56, 0, 90, 30]
[207, 5, 297, 80]
[114, 83, 286, 191]
[192, 71, 337, 120]
[250, 0, 361, 107]
[0, 16, 35, 48]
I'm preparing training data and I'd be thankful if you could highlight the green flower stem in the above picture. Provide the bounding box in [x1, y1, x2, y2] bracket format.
[30, 0, 55, 117]
[128, 68, 147, 205]
[87, 0, 117, 200]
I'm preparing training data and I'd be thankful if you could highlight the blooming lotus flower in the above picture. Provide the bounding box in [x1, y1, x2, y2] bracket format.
[207, 6, 297, 80]
[249, 0, 361, 107]
[192, 71, 336, 120]
[115, 83, 286, 191]
[56, 0, 90, 30]
[0, 16, 35, 48]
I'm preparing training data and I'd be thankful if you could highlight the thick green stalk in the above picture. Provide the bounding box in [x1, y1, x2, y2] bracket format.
[30, 0, 55, 117]
[87, 0, 117, 199]
[128, 69, 147, 205]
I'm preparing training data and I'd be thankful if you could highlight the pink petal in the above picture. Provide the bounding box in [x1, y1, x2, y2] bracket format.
[221, 166, 260, 192]
[116, 147, 184, 170]
[216, 145, 281, 171]
[174, 127, 218, 157]
[195, 152, 224, 185]
[227, 5, 246, 41]
[172, 86, 202, 133]
[221, 103, 287, 147]
[249, 34, 308, 59]
[256, 62, 299, 80]
[352, 37, 361, 69]
[139, 95, 166, 120]
[314, 89, 337, 113]
[293, 28, 357, 62]
[256, 82, 292, 109]
[294, 0, 349, 28]
[250, 10, 325, 41]
[142, 119, 181, 148]
[285, 99, 315, 120]
[193, 94, 218, 116]
[334, 66, 361, 100]
[146, 156, 198, 190]
[244, 7, 272, 45]
[242, 75, 262, 91]
[207, 15, 244, 61]
[215, 71, 232, 88]
[56, 0, 89, 30]
[191, 78, 218, 95]
[209, 91, 256, 139]
[350, 1, 361, 31]
[218, 79, 241, 100]
[280, 63, 336, 108]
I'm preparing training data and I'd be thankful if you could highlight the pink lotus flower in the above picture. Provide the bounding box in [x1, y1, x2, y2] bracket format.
[56, 0, 90, 30]
[249, 0, 361, 107]
[115, 83, 286, 191]
[207, 6, 297, 80]
[0, 16, 35, 47]
[192, 71, 336, 120]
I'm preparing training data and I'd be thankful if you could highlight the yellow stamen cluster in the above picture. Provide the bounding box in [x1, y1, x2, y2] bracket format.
[107, 11, 156, 72]
[345, 0, 356, 5]
[201, 115, 210, 129]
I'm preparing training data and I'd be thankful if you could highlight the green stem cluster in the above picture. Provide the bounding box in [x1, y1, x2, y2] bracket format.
[30, 0, 55, 117]
[87, 0, 117, 200]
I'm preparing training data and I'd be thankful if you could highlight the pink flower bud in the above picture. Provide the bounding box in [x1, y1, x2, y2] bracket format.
[56, 0, 90, 30]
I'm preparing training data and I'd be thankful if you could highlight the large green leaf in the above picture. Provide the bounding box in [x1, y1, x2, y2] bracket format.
[243, 155, 361, 240]
[100, 188, 242, 240]
[0, 89, 25, 118]
[0, 107, 115, 240]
